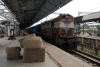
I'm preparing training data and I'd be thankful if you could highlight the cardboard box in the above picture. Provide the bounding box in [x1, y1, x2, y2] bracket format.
[6, 53, 21, 60]
[23, 40, 43, 48]
[23, 48, 45, 63]
[6, 47, 21, 60]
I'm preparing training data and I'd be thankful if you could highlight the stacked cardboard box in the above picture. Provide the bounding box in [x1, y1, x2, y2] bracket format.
[23, 39, 43, 48]
[23, 48, 45, 62]
[24, 36, 41, 40]
[23, 36, 43, 48]
[6, 47, 21, 60]
[18, 34, 37, 48]
[23, 36, 45, 63]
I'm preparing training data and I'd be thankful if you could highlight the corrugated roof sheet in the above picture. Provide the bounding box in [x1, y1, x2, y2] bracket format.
[2, 0, 72, 29]
[82, 11, 100, 21]
[74, 11, 100, 24]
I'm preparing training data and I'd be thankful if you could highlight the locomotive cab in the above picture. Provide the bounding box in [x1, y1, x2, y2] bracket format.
[39, 14, 77, 51]
[52, 14, 77, 51]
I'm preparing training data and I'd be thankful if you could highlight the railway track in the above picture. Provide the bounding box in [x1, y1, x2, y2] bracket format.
[70, 50, 100, 67]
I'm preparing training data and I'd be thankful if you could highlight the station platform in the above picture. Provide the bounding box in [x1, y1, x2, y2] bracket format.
[0, 36, 93, 67]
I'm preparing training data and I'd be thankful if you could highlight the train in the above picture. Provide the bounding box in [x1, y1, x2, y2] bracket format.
[32, 14, 78, 51]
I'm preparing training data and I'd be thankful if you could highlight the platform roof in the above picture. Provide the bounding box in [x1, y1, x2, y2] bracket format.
[74, 11, 100, 24]
[2, 0, 72, 29]
[82, 11, 100, 22]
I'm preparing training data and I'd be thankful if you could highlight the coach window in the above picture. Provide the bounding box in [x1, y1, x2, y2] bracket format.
[51, 21, 54, 28]
[47, 23, 49, 28]
[49, 22, 51, 28]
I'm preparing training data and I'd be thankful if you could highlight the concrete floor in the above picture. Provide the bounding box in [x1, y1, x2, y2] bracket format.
[0, 36, 93, 67]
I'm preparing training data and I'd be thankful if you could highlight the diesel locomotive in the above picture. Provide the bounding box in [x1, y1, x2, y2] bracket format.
[34, 14, 77, 51]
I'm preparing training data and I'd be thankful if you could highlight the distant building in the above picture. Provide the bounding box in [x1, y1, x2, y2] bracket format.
[80, 22, 100, 31]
